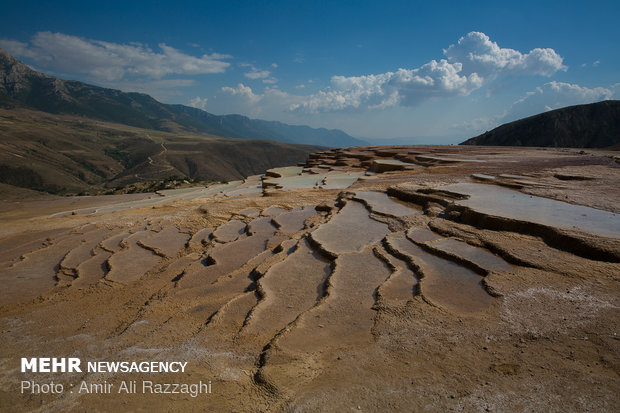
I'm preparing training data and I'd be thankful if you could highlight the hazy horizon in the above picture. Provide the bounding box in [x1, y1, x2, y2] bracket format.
[1, 1, 618, 145]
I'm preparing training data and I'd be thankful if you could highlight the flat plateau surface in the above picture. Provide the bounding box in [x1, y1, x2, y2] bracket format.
[1, 145, 619, 412]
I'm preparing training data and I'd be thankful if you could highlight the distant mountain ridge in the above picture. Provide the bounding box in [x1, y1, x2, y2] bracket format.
[461, 101, 620, 148]
[0, 48, 365, 147]
[0, 106, 326, 195]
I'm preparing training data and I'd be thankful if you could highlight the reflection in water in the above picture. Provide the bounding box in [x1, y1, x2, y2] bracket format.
[388, 235, 494, 314]
[354, 191, 422, 217]
[444, 183, 620, 238]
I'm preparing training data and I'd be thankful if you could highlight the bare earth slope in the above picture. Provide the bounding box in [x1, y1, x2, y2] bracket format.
[0, 108, 325, 195]
[0, 145, 619, 412]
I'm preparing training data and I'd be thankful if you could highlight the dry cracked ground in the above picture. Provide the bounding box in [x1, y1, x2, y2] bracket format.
[0, 146, 619, 412]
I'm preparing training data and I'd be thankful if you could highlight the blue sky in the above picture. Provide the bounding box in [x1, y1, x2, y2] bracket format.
[1, 0, 618, 143]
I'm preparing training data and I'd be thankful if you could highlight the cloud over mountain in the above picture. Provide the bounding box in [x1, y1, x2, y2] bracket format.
[504, 81, 615, 120]
[217, 84, 298, 117]
[0, 32, 231, 81]
[455, 81, 617, 133]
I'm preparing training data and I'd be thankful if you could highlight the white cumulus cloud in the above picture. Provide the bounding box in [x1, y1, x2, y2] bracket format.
[444, 31, 566, 77]
[188, 96, 208, 110]
[241, 63, 278, 84]
[0, 32, 231, 82]
[220, 83, 262, 104]
[293, 31, 566, 113]
[216, 84, 299, 117]
[244, 69, 271, 80]
[456, 81, 616, 134]
[505, 81, 615, 120]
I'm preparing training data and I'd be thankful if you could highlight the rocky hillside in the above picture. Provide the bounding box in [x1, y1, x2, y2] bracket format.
[461, 101, 620, 148]
[0, 48, 365, 147]
[0, 108, 325, 195]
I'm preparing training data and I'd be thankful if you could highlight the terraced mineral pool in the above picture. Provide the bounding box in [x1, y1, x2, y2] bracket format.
[222, 177, 263, 197]
[73, 246, 111, 288]
[0, 228, 71, 268]
[273, 206, 316, 234]
[499, 174, 530, 179]
[204, 291, 259, 335]
[76, 182, 250, 216]
[247, 217, 277, 236]
[376, 250, 417, 304]
[321, 172, 365, 189]
[158, 181, 246, 200]
[140, 226, 190, 258]
[242, 239, 331, 338]
[0, 231, 92, 305]
[106, 231, 160, 283]
[423, 238, 512, 273]
[50, 185, 237, 217]
[354, 191, 422, 217]
[100, 231, 130, 252]
[263, 170, 363, 191]
[183, 248, 275, 320]
[371, 159, 413, 172]
[262, 206, 287, 217]
[238, 208, 261, 217]
[179, 232, 272, 289]
[443, 183, 620, 238]
[274, 249, 392, 352]
[265, 166, 304, 177]
[416, 155, 486, 163]
[387, 234, 494, 314]
[373, 159, 411, 166]
[407, 228, 443, 243]
[188, 228, 213, 248]
[310, 200, 390, 256]
[212, 220, 247, 243]
[263, 174, 324, 189]
[59, 228, 112, 272]
[471, 173, 495, 181]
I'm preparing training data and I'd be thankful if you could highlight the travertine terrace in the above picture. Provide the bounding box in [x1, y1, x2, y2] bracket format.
[1, 145, 619, 412]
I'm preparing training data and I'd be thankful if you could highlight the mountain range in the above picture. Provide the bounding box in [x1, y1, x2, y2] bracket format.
[2, 48, 618, 197]
[461, 100, 620, 148]
[0, 48, 365, 147]
[0, 49, 341, 196]
[0, 107, 328, 196]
